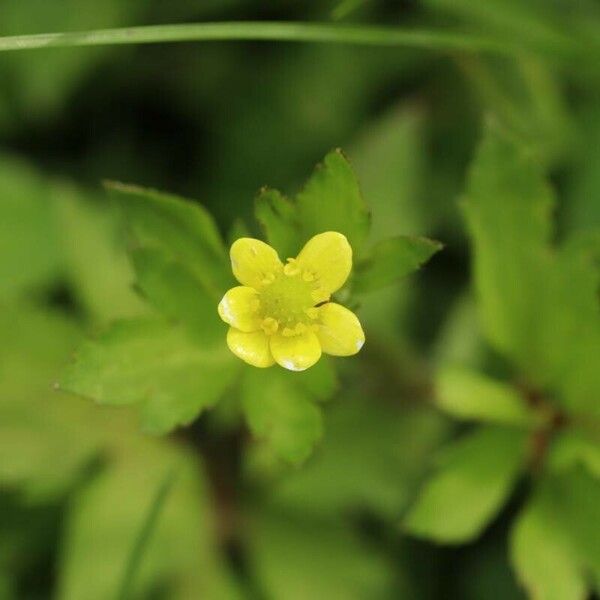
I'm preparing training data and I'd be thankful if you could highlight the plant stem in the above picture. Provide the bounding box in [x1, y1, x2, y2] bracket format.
[115, 469, 177, 600]
[0, 21, 519, 54]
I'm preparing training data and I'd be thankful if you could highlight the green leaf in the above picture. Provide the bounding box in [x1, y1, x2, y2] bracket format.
[262, 396, 448, 519]
[295, 356, 339, 402]
[57, 444, 239, 600]
[241, 367, 323, 464]
[0, 305, 103, 500]
[131, 247, 222, 346]
[510, 476, 587, 600]
[60, 318, 238, 434]
[403, 426, 527, 543]
[53, 184, 148, 324]
[106, 181, 231, 298]
[353, 235, 442, 293]
[462, 120, 554, 379]
[248, 508, 395, 600]
[436, 366, 534, 426]
[227, 217, 251, 247]
[546, 232, 600, 415]
[548, 428, 600, 480]
[255, 187, 301, 258]
[0, 154, 62, 299]
[557, 469, 600, 587]
[296, 149, 370, 253]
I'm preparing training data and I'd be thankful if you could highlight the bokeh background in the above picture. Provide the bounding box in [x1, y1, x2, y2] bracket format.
[1, 1, 600, 599]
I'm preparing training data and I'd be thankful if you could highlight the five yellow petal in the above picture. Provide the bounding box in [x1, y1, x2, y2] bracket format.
[221, 231, 364, 371]
[317, 302, 365, 356]
[218, 286, 261, 332]
[270, 330, 322, 371]
[227, 328, 274, 368]
[296, 231, 352, 295]
[230, 238, 282, 289]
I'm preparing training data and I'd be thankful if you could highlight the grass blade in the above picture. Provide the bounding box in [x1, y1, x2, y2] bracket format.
[0, 21, 519, 55]
[115, 469, 177, 600]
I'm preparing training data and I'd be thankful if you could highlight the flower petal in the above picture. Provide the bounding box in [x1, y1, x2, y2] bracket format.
[230, 238, 282, 288]
[270, 330, 322, 372]
[317, 303, 365, 356]
[227, 328, 274, 368]
[296, 232, 352, 294]
[218, 286, 261, 332]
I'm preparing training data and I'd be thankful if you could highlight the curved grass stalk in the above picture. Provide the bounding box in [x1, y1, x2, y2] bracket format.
[0, 21, 519, 54]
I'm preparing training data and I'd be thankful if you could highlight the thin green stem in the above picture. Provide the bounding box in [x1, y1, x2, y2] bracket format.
[115, 469, 177, 600]
[0, 21, 518, 55]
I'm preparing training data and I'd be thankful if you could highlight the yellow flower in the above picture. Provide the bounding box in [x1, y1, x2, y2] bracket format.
[218, 231, 365, 371]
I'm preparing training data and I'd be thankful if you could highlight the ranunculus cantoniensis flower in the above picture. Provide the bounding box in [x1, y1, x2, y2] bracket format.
[218, 231, 365, 371]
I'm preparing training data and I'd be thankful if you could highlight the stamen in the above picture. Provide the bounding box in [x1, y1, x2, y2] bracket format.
[302, 271, 315, 282]
[283, 258, 300, 277]
[311, 288, 330, 303]
[282, 326, 295, 337]
[261, 317, 279, 335]
[294, 323, 307, 335]
[261, 272, 276, 286]
[304, 307, 319, 320]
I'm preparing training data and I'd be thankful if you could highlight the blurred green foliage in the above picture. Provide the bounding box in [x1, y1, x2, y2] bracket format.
[1, 1, 600, 599]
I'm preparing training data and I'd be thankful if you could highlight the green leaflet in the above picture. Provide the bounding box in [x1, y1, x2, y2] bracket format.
[403, 426, 527, 543]
[436, 366, 534, 426]
[107, 181, 231, 299]
[548, 428, 600, 480]
[241, 367, 324, 464]
[262, 397, 448, 520]
[53, 184, 148, 325]
[60, 318, 239, 434]
[510, 469, 600, 600]
[255, 187, 301, 258]
[295, 149, 371, 253]
[131, 247, 222, 346]
[464, 122, 600, 416]
[353, 235, 442, 293]
[546, 232, 600, 415]
[463, 120, 555, 382]
[255, 149, 371, 258]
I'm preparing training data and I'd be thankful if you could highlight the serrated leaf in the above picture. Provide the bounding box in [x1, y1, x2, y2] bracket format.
[255, 187, 301, 258]
[510, 477, 587, 600]
[60, 319, 238, 434]
[403, 426, 527, 543]
[353, 235, 442, 293]
[241, 367, 323, 464]
[296, 149, 370, 253]
[436, 366, 534, 426]
[106, 181, 231, 298]
[463, 120, 555, 379]
[131, 247, 222, 346]
[53, 184, 147, 324]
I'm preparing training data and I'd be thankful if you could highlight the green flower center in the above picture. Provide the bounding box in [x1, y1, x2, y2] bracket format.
[258, 259, 327, 336]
